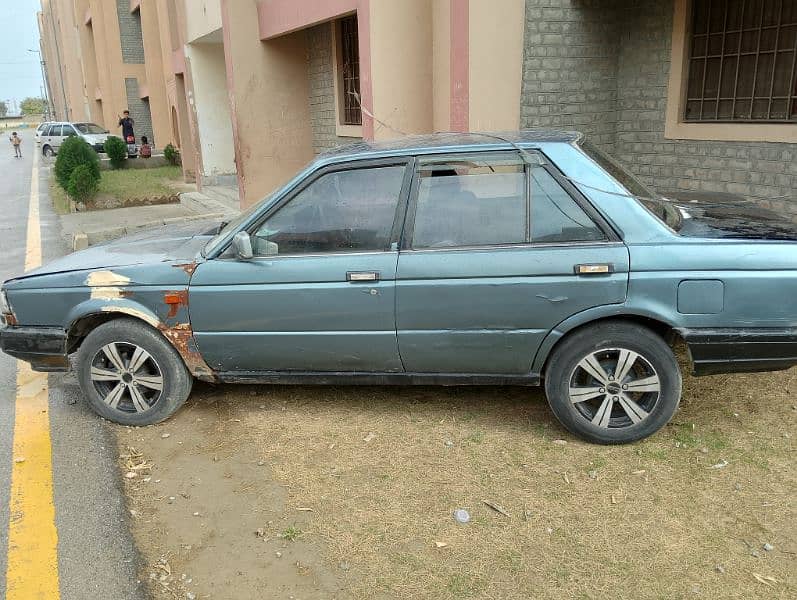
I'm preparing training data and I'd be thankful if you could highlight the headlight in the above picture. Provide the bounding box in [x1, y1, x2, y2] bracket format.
[0, 289, 10, 314]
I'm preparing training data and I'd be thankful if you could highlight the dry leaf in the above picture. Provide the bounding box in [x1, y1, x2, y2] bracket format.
[434, 541, 448, 548]
[632, 469, 646, 475]
[296, 507, 314, 512]
[482, 500, 511, 518]
[363, 432, 376, 443]
[611, 494, 617, 505]
[752, 572, 777, 586]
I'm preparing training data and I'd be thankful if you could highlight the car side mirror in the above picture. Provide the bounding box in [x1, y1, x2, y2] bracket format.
[232, 231, 253, 260]
[104, 130, 110, 134]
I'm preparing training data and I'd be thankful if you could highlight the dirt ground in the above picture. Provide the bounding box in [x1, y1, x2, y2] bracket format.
[116, 363, 796, 600]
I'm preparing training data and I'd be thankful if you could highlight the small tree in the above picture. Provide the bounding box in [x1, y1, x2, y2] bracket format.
[0, 101, 7, 118]
[54, 136, 100, 191]
[163, 143, 181, 166]
[66, 164, 100, 203]
[104, 136, 127, 169]
[20, 97, 46, 116]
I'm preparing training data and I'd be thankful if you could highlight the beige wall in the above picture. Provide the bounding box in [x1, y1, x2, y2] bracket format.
[139, 0, 172, 147]
[184, 0, 223, 44]
[432, 0, 451, 132]
[221, 0, 315, 208]
[468, 0, 523, 132]
[185, 41, 236, 179]
[368, 0, 434, 140]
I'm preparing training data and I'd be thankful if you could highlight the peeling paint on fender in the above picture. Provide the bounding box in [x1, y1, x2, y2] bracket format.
[86, 270, 132, 300]
[98, 306, 160, 328]
[158, 322, 216, 382]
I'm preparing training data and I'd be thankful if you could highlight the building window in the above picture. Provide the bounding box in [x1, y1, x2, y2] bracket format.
[685, 0, 796, 122]
[337, 15, 362, 126]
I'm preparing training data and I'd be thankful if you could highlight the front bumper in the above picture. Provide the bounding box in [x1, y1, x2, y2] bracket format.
[0, 325, 69, 372]
[678, 327, 797, 376]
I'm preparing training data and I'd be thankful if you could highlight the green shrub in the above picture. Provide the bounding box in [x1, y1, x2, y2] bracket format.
[163, 143, 181, 166]
[54, 136, 100, 191]
[66, 164, 100, 203]
[104, 136, 127, 169]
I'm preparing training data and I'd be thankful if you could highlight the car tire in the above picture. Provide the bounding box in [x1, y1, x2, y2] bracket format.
[42, 145, 54, 157]
[76, 318, 193, 426]
[544, 321, 682, 445]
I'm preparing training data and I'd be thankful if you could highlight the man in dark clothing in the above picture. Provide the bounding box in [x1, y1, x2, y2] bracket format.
[118, 110, 135, 141]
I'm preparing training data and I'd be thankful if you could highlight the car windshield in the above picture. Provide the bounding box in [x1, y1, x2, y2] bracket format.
[202, 192, 275, 256]
[577, 139, 682, 231]
[74, 123, 106, 134]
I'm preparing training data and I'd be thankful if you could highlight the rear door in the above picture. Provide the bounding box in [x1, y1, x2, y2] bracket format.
[395, 150, 630, 374]
[189, 158, 413, 373]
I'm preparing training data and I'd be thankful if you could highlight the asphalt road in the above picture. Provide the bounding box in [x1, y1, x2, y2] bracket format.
[0, 131, 146, 599]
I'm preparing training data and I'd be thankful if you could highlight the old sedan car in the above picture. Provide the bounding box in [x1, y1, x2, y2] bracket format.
[2, 131, 796, 444]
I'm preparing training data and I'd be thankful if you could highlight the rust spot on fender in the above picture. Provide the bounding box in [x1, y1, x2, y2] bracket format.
[173, 261, 198, 276]
[163, 290, 189, 319]
[158, 322, 216, 382]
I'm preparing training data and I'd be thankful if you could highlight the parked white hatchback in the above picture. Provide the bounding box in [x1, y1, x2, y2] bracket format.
[40, 122, 111, 156]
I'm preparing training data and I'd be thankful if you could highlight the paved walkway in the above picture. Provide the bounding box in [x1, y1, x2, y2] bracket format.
[58, 183, 241, 247]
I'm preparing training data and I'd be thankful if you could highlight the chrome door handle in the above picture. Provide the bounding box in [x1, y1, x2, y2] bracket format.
[347, 271, 380, 282]
[574, 264, 613, 275]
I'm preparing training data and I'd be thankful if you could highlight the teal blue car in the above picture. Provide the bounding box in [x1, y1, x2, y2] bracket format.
[2, 131, 796, 444]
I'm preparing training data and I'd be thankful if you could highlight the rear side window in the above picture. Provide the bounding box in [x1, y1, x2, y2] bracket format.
[529, 168, 606, 243]
[412, 153, 526, 248]
[411, 152, 605, 249]
[47, 125, 62, 136]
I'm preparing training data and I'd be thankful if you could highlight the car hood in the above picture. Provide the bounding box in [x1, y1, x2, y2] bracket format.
[666, 192, 797, 240]
[10, 219, 221, 281]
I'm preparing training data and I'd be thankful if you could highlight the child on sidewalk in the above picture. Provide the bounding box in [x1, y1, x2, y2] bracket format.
[9, 132, 22, 158]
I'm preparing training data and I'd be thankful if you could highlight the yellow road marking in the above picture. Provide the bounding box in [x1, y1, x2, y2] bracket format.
[5, 149, 61, 598]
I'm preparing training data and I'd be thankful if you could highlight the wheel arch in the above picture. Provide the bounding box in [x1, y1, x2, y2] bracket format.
[66, 302, 217, 382]
[533, 308, 684, 377]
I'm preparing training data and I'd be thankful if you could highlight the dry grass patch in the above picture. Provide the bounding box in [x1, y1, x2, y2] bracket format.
[237, 368, 796, 599]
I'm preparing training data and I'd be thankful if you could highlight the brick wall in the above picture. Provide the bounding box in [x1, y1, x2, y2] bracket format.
[520, 0, 619, 153]
[116, 1, 145, 64]
[520, 0, 796, 211]
[306, 22, 360, 154]
[124, 78, 154, 145]
[615, 0, 795, 212]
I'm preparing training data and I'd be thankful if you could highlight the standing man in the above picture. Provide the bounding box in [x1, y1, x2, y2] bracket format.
[118, 110, 135, 142]
[9, 132, 22, 158]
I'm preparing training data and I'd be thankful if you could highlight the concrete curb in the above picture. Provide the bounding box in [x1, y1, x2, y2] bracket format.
[71, 212, 226, 250]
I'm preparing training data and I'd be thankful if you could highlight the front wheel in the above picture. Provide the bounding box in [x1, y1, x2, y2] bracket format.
[76, 318, 193, 426]
[544, 321, 682, 444]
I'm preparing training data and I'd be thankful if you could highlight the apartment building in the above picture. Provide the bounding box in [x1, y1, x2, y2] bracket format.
[40, 0, 796, 212]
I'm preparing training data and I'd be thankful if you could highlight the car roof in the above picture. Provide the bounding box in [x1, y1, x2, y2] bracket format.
[317, 129, 583, 161]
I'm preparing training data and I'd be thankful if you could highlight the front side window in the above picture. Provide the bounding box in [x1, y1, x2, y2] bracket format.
[252, 165, 405, 256]
[411, 153, 605, 249]
[63, 125, 78, 137]
[686, 0, 797, 122]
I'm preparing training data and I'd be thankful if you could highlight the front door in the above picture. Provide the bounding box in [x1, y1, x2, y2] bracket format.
[396, 151, 629, 374]
[189, 159, 412, 373]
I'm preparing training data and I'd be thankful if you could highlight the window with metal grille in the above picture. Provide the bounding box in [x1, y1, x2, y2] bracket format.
[685, 0, 797, 122]
[338, 15, 362, 126]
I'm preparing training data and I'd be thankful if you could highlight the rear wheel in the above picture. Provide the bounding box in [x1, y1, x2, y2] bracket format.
[76, 318, 193, 425]
[42, 145, 54, 157]
[544, 321, 681, 444]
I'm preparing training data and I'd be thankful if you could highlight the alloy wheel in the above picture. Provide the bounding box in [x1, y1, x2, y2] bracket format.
[89, 342, 164, 413]
[567, 348, 661, 429]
